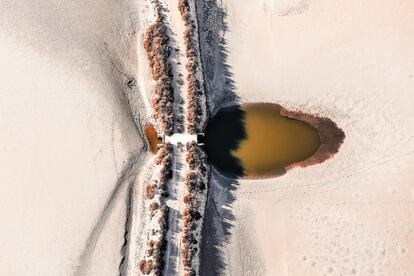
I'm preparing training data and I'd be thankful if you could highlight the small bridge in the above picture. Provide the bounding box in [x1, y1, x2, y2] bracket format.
[157, 133, 205, 148]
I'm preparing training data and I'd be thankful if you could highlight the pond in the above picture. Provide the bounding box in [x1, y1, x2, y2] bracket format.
[203, 103, 328, 179]
[145, 124, 161, 154]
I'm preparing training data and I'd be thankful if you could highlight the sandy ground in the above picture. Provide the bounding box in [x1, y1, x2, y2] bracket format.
[2, 0, 413, 275]
[202, 0, 414, 275]
[0, 0, 149, 275]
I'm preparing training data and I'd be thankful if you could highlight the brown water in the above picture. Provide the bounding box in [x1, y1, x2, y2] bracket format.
[203, 103, 321, 178]
[145, 124, 161, 154]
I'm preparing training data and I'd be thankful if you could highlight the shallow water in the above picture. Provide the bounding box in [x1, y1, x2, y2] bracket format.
[203, 103, 321, 178]
[145, 124, 161, 154]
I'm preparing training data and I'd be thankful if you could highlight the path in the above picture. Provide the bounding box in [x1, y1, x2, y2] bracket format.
[159, 0, 194, 273]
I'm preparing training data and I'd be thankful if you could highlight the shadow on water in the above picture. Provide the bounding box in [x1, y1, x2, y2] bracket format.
[194, 0, 241, 275]
[202, 106, 246, 178]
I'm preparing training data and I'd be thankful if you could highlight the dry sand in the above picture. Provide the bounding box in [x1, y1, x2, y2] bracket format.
[1, 0, 414, 275]
[208, 0, 414, 275]
[0, 0, 149, 275]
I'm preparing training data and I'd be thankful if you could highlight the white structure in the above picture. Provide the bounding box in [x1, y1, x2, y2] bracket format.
[164, 134, 197, 145]
[158, 133, 205, 148]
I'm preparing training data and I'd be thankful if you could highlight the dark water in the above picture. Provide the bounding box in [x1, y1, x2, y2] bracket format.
[202, 103, 321, 179]
[202, 106, 247, 177]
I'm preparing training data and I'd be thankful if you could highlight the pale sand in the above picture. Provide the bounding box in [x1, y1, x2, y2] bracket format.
[1, 0, 414, 275]
[213, 0, 414, 275]
[0, 0, 149, 275]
